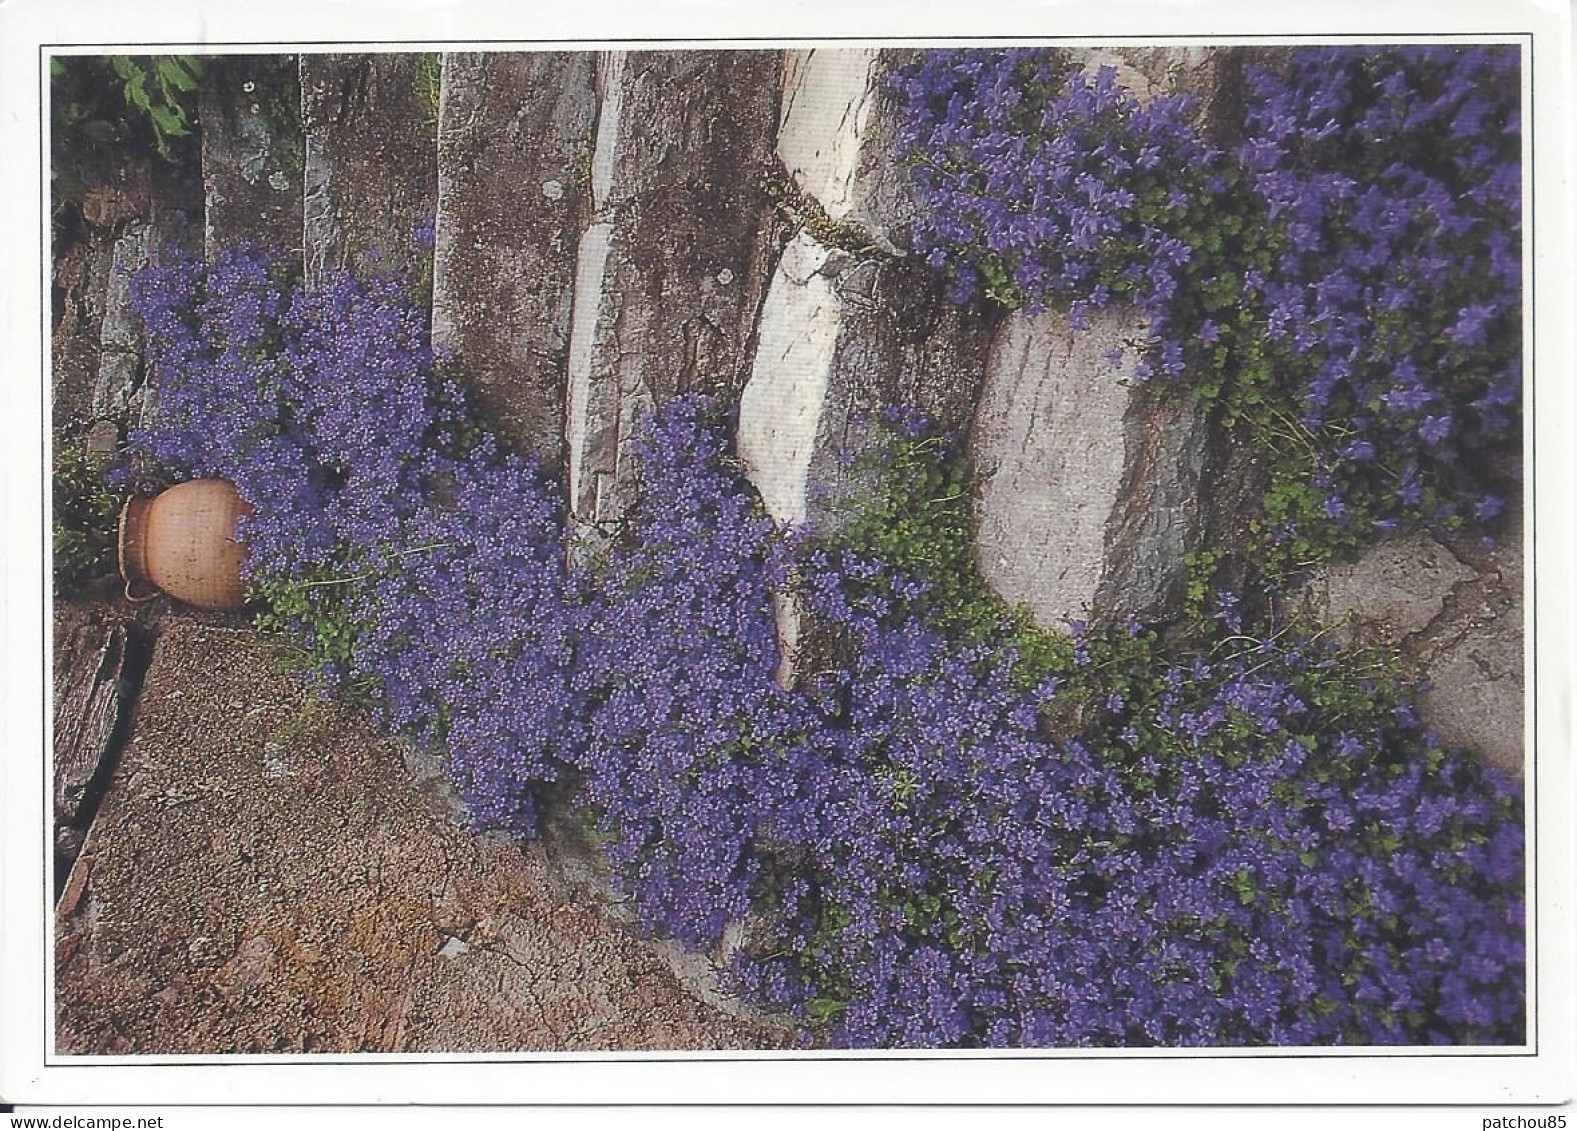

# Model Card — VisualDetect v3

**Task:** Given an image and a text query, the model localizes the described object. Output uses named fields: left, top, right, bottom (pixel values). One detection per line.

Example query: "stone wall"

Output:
left=72, top=47, right=1525, bottom=776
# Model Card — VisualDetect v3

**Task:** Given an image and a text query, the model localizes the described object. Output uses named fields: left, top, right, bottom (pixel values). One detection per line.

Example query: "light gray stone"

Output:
left=775, top=48, right=940, bottom=256
left=778, top=50, right=882, bottom=226
left=1420, top=622, right=1524, bottom=778
left=431, top=52, right=597, bottom=460
left=300, top=54, right=440, bottom=287
left=565, top=50, right=786, bottom=528
left=1307, top=532, right=1476, bottom=643
left=737, top=231, right=842, bottom=530
left=89, top=224, right=154, bottom=443
left=1417, top=520, right=1525, bottom=778
left=972, top=306, right=1206, bottom=629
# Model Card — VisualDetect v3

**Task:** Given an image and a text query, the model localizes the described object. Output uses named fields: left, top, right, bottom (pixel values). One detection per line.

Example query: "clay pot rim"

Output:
left=117, top=494, right=158, bottom=602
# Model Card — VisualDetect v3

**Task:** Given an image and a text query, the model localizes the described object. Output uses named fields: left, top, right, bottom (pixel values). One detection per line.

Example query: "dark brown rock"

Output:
left=301, top=54, right=440, bottom=287
left=431, top=51, right=597, bottom=461
left=200, top=56, right=303, bottom=260
left=52, top=611, right=132, bottom=829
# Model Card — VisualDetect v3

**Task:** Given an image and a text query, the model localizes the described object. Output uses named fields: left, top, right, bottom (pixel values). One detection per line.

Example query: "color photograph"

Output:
left=41, top=38, right=1535, bottom=1060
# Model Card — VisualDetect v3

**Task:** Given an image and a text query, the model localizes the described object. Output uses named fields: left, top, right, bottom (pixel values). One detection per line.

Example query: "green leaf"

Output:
left=148, top=103, right=189, bottom=138
left=123, top=74, right=152, bottom=111
left=155, top=56, right=199, bottom=92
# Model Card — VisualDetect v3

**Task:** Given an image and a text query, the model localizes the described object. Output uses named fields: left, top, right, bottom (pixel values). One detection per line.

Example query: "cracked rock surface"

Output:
left=1303, top=520, right=1526, bottom=778
left=54, top=620, right=785, bottom=1053
left=432, top=52, right=597, bottom=460
left=300, top=54, right=440, bottom=287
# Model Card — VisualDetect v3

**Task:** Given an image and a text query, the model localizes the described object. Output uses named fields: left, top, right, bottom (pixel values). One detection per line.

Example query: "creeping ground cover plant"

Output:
left=892, top=45, right=1521, bottom=566
left=126, top=236, right=1523, bottom=1048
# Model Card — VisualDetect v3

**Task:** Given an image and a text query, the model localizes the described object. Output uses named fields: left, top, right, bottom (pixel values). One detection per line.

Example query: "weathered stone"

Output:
left=51, top=238, right=116, bottom=433
left=1417, top=516, right=1525, bottom=778
left=428, top=52, right=596, bottom=462
left=779, top=50, right=881, bottom=225
left=89, top=223, right=153, bottom=425
left=737, top=232, right=842, bottom=530
left=200, top=56, right=303, bottom=259
left=972, top=307, right=1208, bottom=629
left=300, top=54, right=440, bottom=287
left=1301, top=514, right=1525, bottom=778
left=566, top=50, right=786, bottom=527
left=1420, top=617, right=1523, bottom=778
left=777, top=48, right=955, bottom=257
left=56, top=620, right=785, bottom=1053
left=52, top=613, right=132, bottom=829
left=1306, top=532, right=1476, bottom=644
left=737, top=231, right=991, bottom=679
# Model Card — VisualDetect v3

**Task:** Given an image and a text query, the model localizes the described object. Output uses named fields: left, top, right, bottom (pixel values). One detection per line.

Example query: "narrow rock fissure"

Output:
left=53, top=619, right=153, bottom=904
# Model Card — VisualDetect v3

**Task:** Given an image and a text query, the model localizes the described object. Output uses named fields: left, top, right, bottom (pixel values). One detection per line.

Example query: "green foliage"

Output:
left=250, top=560, right=366, bottom=680
left=111, top=55, right=204, bottom=157
left=824, top=424, right=1068, bottom=687
left=412, top=53, right=443, bottom=127
left=52, top=55, right=204, bottom=165
left=52, top=440, right=119, bottom=597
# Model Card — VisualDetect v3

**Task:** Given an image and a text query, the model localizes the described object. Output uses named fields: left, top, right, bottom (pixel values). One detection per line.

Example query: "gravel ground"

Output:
left=54, top=616, right=789, bottom=1054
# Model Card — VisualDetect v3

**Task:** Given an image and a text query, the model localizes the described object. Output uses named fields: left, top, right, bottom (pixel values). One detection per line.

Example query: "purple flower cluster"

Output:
left=129, top=247, right=1523, bottom=1048
left=567, top=398, right=803, bottom=949
left=131, top=243, right=577, bottom=833
left=891, top=52, right=1222, bottom=364
left=1237, top=46, right=1521, bottom=541
left=732, top=545, right=1523, bottom=1047
left=893, top=46, right=1522, bottom=548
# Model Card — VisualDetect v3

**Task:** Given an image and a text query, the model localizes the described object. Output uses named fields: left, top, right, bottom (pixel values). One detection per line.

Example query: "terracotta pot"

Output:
left=118, top=479, right=254, bottom=610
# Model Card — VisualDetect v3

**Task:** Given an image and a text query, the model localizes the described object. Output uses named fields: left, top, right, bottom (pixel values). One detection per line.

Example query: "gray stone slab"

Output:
left=300, top=54, right=440, bottom=287
left=736, top=228, right=992, bottom=681
left=972, top=306, right=1208, bottom=629
left=566, top=50, right=787, bottom=526
left=429, top=51, right=598, bottom=462
left=1306, top=533, right=1477, bottom=644
left=200, top=56, right=303, bottom=260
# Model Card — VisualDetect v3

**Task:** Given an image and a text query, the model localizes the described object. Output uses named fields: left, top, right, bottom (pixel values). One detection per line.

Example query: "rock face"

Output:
left=566, top=50, right=786, bottom=527
left=300, top=54, right=440, bottom=287
left=1417, top=553, right=1524, bottom=779
left=431, top=52, right=597, bottom=460
left=52, top=608, right=141, bottom=885
left=777, top=48, right=919, bottom=254
left=1303, top=521, right=1525, bottom=778
left=199, top=57, right=304, bottom=260
left=54, top=621, right=785, bottom=1053
left=972, top=307, right=1208, bottom=629
left=741, top=50, right=993, bottom=679
left=1307, top=532, right=1478, bottom=644
left=89, top=223, right=162, bottom=439
left=51, top=238, right=117, bottom=434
